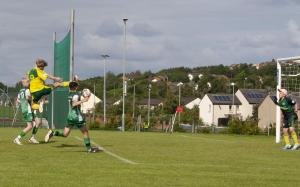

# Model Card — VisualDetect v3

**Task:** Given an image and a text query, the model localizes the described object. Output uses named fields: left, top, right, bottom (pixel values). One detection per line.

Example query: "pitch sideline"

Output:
left=74, top=136, right=138, bottom=165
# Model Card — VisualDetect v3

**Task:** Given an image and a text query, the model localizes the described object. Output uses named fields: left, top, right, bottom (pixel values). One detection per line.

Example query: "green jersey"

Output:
left=67, top=91, right=85, bottom=124
left=277, top=96, right=296, bottom=115
left=18, top=88, right=32, bottom=114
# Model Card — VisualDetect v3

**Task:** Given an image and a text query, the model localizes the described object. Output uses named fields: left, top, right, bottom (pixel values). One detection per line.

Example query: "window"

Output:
left=209, top=104, right=211, bottom=113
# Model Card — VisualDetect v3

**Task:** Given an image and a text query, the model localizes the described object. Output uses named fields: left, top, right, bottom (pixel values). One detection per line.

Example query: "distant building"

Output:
left=235, top=89, right=268, bottom=120
left=137, top=98, right=163, bottom=110
left=199, top=94, right=242, bottom=127
left=258, top=95, right=276, bottom=130
left=182, top=97, right=201, bottom=109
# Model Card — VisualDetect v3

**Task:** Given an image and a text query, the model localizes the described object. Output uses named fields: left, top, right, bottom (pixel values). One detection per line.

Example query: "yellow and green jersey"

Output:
left=27, top=67, right=49, bottom=93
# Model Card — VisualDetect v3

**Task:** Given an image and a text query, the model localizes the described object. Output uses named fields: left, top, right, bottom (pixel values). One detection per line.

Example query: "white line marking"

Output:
left=179, top=135, right=234, bottom=143
left=74, top=136, right=138, bottom=165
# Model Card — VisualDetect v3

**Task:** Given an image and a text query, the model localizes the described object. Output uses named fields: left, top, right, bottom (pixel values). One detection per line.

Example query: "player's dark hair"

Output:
left=69, top=81, right=79, bottom=90
left=36, top=58, right=48, bottom=67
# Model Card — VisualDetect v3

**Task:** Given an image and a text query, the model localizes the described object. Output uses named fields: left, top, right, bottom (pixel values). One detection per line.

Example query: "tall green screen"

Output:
left=48, top=31, right=71, bottom=129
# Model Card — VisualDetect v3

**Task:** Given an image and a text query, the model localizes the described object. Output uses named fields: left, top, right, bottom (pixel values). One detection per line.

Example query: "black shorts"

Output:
left=283, top=112, right=298, bottom=128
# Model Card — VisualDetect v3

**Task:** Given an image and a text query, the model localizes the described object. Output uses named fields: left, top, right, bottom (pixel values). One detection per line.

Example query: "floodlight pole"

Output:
left=147, top=84, right=152, bottom=127
left=231, top=82, right=235, bottom=115
left=132, top=82, right=136, bottom=120
left=122, top=18, right=128, bottom=132
left=101, top=54, right=109, bottom=125
left=244, top=77, right=247, bottom=89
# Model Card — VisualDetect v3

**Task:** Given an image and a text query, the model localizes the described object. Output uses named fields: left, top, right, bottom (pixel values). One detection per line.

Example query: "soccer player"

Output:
left=27, top=58, right=67, bottom=110
left=13, top=78, right=38, bottom=145
left=44, top=81, right=100, bottom=153
left=272, top=89, right=299, bottom=150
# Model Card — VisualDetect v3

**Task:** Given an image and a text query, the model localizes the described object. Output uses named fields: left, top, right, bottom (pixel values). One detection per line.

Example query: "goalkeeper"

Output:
left=27, top=58, right=69, bottom=110
left=272, top=89, right=299, bottom=150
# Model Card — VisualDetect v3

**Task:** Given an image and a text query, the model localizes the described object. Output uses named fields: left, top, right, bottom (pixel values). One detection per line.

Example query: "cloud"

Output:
left=287, top=20, right=300, bottom=47
left=95, top=20, right=123, bottom=37
left=2, top=0, right=300, bottom=85
left=130, top=23, right=161, bottom=37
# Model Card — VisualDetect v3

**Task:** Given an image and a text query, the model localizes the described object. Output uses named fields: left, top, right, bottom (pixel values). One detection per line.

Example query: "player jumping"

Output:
left=44, top=81, right=100, bottom=153
left=272, top=89, right=299, bottom=150
left=27, top=58, right=68, bottom=110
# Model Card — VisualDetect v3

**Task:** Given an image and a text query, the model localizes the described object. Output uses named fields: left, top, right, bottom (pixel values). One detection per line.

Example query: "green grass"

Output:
left=0, top=128, right=300, bottom=187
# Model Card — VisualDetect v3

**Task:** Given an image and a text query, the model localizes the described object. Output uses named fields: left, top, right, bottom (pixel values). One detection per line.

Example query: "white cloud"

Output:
left=2, top=0, right=300, bottom=85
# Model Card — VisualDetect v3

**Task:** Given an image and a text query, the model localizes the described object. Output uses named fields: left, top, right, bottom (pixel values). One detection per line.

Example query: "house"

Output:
left=258, top=94, right=300, bottom=130
left=235, top=89, right=268, bottom=120
left=199, top=94, right=242, bottom=127
left=137, top=98, right=163, bottom=110
left=81, top=93, right=101, bottom=114
left=258, top=95, right=276, bottom=130
left=182, top=97, right=201, bottom=109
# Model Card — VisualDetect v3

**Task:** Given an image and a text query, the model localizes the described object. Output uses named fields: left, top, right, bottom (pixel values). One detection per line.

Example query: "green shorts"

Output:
left=22, top=112, right=33, bottom=123
left=31, top=88, right=52, bottom=103
left=66, top=121, right=86, bottom=129
left=33, top=109, right=43, bottom=119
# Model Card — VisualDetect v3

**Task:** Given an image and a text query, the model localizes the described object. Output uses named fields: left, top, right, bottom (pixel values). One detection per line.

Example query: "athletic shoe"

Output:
left=87, top=147, right=102, bottom=153
left=29, top=137, right=39, bottom=144
left=282, top=144, right=292, bottom=150
left=13, top=138, right=22, bottom=145
left=291, top=144, right=300, bottom=151
left=44, top=130, right=53, bottom=143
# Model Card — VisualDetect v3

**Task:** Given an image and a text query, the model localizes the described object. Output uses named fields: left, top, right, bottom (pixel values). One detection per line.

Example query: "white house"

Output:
left=258, top=95, right=276, bottom=130
left=183, top=97, right=201, bottom=109
left=199, top=94, right=242, bottom=127
left=81, top=93, right=101, bottom=114
left=235, top=89, right=268, bottom=120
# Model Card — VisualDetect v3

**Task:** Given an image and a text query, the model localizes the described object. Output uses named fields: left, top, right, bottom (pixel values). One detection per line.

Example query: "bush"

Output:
left=198, top=127, right=211, bottom=134
left=173, top=123, right=186, bottom=132
left=228, top=118, right=260, bottom=135
left=88, top=121, right=101, bottom=129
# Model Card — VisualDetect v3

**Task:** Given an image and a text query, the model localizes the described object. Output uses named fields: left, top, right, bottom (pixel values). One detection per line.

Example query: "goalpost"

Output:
left=276, top=56, right=300, bottom=143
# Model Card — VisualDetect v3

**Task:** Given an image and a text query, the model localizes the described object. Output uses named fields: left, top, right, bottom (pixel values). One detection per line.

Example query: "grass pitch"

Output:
left=1, top=128, right=300, bottom=187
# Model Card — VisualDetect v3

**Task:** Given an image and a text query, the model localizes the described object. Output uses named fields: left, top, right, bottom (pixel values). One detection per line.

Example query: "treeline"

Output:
left=79, top=61, right=276, bottom=101
left=1, top=61, right=277, bottom=102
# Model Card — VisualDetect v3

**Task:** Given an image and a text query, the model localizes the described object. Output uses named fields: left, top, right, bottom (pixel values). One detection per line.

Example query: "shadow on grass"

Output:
left=53, top=144, right=82, bottom=148
left=39, top=141, right=56, bottom=144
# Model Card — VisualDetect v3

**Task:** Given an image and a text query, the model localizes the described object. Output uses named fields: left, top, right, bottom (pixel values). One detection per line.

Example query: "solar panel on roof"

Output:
left=245, top=92, right=265, bottom=98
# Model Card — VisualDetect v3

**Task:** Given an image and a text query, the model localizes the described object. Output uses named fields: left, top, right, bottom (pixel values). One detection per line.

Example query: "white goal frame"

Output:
left=276, top=56, right=300, bottom=143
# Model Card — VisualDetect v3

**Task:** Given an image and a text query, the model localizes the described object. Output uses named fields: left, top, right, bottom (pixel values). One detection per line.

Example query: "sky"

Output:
left=1, top=0, right=300, bottom=85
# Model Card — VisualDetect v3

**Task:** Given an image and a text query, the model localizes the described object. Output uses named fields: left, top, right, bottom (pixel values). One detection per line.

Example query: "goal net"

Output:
left=276, top=56, right=300, bottom=143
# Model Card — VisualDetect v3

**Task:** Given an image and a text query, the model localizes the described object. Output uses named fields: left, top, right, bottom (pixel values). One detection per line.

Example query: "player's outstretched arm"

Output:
left=72, top=96, right=89, bottom=107
left=271, top=97, right=279, bottom=105
left=47, top=74, right=63, bottom=82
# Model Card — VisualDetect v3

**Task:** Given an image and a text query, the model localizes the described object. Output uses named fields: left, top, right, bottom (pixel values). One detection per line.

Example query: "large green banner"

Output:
left=48, top=31, right=71, bottom=129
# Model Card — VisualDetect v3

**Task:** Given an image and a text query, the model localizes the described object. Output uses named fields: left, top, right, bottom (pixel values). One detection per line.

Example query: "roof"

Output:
left=137, top=98, right=163, bottom=105
left=182, top=97, right=199, bottom=105
left=206, top=94, right=242, bottom=105
left=239, top=89, right=268, bottom=104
